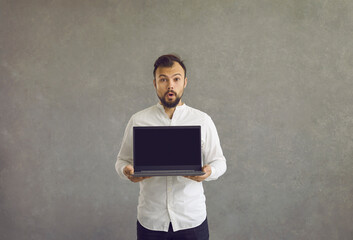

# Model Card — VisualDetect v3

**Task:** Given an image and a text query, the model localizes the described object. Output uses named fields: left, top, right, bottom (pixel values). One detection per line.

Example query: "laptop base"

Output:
left=133, top=170, right=205, bottom=177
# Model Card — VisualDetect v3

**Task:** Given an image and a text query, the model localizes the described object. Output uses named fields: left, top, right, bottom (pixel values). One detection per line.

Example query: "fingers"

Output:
left=184, top=165, right=212, bottom=182
left=184, top=175, right=205, bottom=182
left=132, top=176, right=151, bottom=182
left=128, top=176, right=151, bottom=183
left=202, top=165, right=211, bottom=172
left=123, top=165, right=134, bottom=176
left=124, top=165, right=151, bottom=182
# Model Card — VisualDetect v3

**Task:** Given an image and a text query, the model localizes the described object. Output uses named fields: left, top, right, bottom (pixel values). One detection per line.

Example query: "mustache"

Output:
left=164, top=90, right=177, bottom=96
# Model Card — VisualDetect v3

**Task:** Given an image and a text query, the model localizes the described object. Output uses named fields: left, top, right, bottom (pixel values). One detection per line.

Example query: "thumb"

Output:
left=124, top=165, right=134, bottom=175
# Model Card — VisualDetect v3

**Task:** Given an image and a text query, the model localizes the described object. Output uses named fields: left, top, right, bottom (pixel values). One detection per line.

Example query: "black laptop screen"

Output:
left=133, top=126, right=201, bottom=168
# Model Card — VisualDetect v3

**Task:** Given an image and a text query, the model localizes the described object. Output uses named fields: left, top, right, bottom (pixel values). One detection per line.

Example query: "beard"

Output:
left=158, top=90, right=183, bottom=108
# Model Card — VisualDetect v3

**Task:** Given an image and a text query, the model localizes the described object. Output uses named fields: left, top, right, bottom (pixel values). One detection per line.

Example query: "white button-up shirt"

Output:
left=116, top=103, right=227, bottom=232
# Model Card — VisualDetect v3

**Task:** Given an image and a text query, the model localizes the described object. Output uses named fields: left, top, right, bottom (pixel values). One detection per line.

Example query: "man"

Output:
left=116, top=54, right=226, bottom=240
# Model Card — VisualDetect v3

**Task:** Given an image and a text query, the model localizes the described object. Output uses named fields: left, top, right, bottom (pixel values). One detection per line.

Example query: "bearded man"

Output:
left=116, top=54, right=227, bottom=240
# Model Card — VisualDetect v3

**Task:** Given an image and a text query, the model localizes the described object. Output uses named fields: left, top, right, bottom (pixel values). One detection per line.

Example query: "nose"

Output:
left=167, top=81, right=174, bottom=90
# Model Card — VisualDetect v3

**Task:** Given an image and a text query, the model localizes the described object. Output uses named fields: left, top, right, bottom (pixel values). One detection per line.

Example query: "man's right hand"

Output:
left=123, top=165, right=151, bottom=183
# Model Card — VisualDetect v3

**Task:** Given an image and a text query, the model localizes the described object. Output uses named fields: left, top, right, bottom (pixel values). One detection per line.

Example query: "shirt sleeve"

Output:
left=115, top=117, right=134, bottom=180
left=202, top=115, right=227, bottom=181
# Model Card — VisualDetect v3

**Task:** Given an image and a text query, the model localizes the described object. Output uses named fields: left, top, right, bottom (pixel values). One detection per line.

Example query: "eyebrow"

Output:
left=158, top=73, right=182, bottom=78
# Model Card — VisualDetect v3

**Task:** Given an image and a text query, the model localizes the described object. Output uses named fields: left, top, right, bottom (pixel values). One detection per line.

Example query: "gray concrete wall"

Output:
left=1, top=0, right=352, bottom=239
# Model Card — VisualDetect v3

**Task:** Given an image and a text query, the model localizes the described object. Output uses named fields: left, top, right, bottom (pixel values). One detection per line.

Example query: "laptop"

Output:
left=132, top=126, right=205, bottom=177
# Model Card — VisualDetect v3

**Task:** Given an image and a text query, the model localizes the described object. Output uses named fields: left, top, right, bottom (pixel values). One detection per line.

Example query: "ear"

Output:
left=153, top=79, right=156, bottom=89
left=184, top=77, right=188, bottom=88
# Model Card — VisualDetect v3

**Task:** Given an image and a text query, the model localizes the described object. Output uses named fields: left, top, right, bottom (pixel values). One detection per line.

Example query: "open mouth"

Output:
left=166, top=92, right=175, bottom=98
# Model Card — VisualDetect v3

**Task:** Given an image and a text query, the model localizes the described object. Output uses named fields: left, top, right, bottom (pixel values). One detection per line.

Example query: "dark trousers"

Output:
left=137, top=218, right=209, bottom=240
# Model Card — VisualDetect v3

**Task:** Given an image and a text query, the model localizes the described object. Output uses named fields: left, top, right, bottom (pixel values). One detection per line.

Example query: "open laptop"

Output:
left=132, top=126, right=205, bottom=177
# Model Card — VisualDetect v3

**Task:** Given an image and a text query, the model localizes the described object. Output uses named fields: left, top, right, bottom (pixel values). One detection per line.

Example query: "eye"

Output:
left=160, top=78, right=167, bottom=82
left=174, top=77, right=180, bottom=81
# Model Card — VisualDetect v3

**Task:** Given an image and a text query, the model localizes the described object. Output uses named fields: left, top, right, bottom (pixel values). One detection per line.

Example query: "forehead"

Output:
left=155, top=62, right=185, bottom=78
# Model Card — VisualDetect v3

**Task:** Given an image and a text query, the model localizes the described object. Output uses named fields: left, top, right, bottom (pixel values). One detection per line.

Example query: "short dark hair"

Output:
left=153, top=54, right=186, bottom=79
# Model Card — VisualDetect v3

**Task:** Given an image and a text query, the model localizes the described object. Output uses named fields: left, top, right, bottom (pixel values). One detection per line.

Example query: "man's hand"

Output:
left=184, top=165, right=212, bottom=182
left=123, top=165, right=151, bottom=183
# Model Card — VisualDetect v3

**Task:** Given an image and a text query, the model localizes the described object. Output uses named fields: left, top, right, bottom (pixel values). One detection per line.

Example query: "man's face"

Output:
left=154, top=62, right=187, bottom=108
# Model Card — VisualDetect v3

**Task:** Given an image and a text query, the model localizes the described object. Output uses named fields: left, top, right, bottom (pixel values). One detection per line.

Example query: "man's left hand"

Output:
left=184, top=165, right=212, bottom=182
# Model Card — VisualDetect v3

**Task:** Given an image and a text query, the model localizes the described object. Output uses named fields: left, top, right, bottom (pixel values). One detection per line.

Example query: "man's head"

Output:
left=153, top=54, right=187, bottom=109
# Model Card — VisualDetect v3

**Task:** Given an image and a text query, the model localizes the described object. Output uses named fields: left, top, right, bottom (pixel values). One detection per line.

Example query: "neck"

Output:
left=161, top=101, right=183, bottom=119
left=164, top=107, right=176, bottom=119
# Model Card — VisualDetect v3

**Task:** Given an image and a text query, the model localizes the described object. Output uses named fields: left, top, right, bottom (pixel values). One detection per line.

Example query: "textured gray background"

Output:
left=1, top=0, right=353, bottom=239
